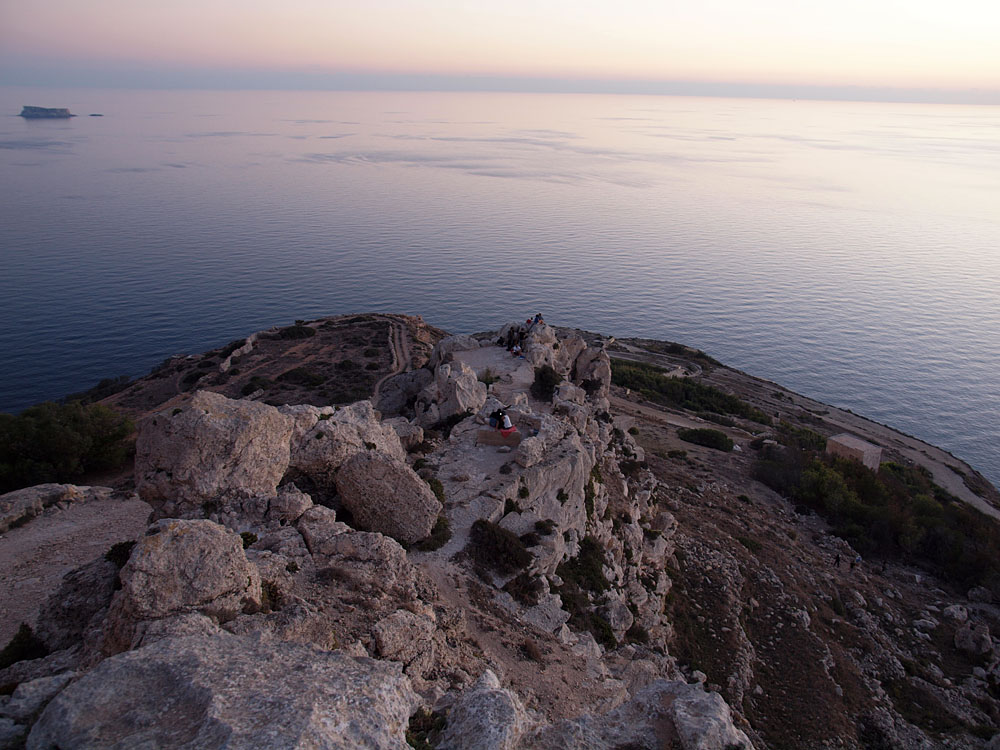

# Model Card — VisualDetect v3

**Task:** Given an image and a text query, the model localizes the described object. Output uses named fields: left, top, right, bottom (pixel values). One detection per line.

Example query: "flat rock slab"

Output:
left=476, top=430, right=523, bottom=447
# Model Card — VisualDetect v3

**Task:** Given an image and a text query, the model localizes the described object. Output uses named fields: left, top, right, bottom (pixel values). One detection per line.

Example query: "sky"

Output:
left=2, top=0, right=998, bottom=102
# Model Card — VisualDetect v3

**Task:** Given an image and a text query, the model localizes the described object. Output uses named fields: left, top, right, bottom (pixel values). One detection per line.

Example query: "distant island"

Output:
left=19, top=106, right=74, bottom=119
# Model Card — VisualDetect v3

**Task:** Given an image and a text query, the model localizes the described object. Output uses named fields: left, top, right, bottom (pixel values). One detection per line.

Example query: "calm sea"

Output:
left=1, top=88, right=998, bottom=485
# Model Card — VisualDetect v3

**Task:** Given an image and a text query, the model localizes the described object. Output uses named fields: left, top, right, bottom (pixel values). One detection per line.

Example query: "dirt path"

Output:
left=374, top=321, right=411, bottom=399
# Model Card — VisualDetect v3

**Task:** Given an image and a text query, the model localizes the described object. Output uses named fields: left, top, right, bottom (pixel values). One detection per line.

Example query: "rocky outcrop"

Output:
left=374, top=609, right=436, bottom=676
left=283, top=400, right=406, bottom=490
left=34, top=556, right=118, bottom=652
left=336, top=451, right=442, bottom=544
left=27, top=633, right=418, bottom=749
left=438, top=670, right=534, bottom=750
left=135, top=390, right=294, bottom=519
left=103, top=519, right=261, bottom=653
left=415, top=361, right=487, bottom=428
left=429, top=334, right=481, bottom=369
left=0, top=484, right=112, bottom=534
left=375, top=368, right=434, bottom=417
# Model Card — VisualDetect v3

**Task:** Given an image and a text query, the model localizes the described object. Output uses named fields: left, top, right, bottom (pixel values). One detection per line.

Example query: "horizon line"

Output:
left=3, top=68, right=999, bottom=106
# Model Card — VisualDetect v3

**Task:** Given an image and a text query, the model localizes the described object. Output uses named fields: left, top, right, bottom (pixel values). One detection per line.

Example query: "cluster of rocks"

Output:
left=1, top=322, right=754, bottom=749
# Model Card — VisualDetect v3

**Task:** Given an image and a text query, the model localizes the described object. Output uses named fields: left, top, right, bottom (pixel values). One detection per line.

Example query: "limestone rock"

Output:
left=0, top=484, right=111, bottom=533
left=296, top=505, right=351, bottom=557
left=27, top=633, right=418, bottom=749
left=1, top=672, right=76, bottom=724
left=375, top=368, right=434, bottom=417
left=207, top=483, right=314, bottom=534
left=955, top=622, right=993, bottom=656
left=429, top=334, right=481, bottom=369
left=34, top=556, right=119, bottom=652
left=553, top=335, right=587, bottom=375
left=103, top=519, right=261, bottom=652
left=438, top=670, right=533, bottom=750
left=942, top=604, right=969, bottom=623
left=336, top=452, right=442, bottom=545
left=285, top=400, right=406, bottom=490
left=671, top=684, right=755, bottom=750
left=573, top=347, right=612, bottom=400
left=434, top=361, right=487, bottom=424
left=385, top=417, right=425, bottom=451
left=135, top=390, right=294, bottom=519
left=968, top=586, right=994, bottom=603
left=310, top=528, right=417, bottom=596
left=374, top=609, right=436, bottom=675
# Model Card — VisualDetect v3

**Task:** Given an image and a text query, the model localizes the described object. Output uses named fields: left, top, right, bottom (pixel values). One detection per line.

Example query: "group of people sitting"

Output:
left=502, top=313, right=544, bottom=357
left=489, top=408, right=516, bottom=437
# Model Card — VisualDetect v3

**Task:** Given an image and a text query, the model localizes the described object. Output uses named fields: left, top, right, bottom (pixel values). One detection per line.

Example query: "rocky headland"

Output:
left=1, top=313, right=998, bottom=749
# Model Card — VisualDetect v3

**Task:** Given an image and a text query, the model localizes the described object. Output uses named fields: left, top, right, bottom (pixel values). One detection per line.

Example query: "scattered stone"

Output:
left=437, top=670, right=533, bottom=750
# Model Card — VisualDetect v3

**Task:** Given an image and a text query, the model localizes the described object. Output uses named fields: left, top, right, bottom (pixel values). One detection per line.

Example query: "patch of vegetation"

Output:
left=240, top=376, right=272, bottom=396
left=63, top=375, right=133, bottom=404
left=518, top=486, right=529, bottom=499
left=504, top=498, right=522, bottom=516
left=478, top=368, right=500, bottom=386
left=610, top=359, right=770, bottom=424
left=0, top=401, right=134, bottom=493
left=557, top=536, right=609, bottom=594
left=276, top=367, right=327, bottom=387
left=406, top=707, right=446, bottom=749
left=467, top=519, right=532, bottom=577
left=0, top=623, right=49, bottom=670
left=531, top=365, right=562, bottom=401
left=104, top=540, right=136, bottom=569
left=363, top=347, right=381, bottom=358
left=365, top=362, right=380, bottom=371
left=625, top=622, right=650, bottom=644
left=584, top=480, right=596, bottom=519
left=620, top=458, right=647, bottom=477
left=425, top=477, right=446, bottom=504
left=240, top=532, right=258, bottom=549
left=677, top=428, right=733, bottom=452
left=276, top=323, right=316, bottom=340
left=736, top=535, right=762, bottom=554
left=754, top=445, right=1000, bottom=590
left=415, top=515, right=451, bottom=551
left=776, top=421, right=827, bottom=451
left=503, top=572, right=544, bottom=605
left=667, top=449, right=688, bottom=459
left=180, top=370, right=204, bottom=388
left=498, top=462, right=512, bottom=475
left=557, top=488, right=568, bottom=504
left=535, top=519, right=556, bottom=535
left=432, top=410, right=472, bottom=439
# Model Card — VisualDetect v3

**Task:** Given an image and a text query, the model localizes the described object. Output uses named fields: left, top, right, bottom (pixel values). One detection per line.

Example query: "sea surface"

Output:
left=1, top=88, right=998, bottom=485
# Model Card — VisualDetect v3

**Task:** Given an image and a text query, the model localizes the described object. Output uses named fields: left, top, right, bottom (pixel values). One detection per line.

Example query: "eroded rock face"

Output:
left=103, top=519, right=261, bottom=653
left=429, top=334, right=481, bottom=370
left=375, top=369, right=434, bottom=417
left=135, top=391, right=294, bottom=519
left=28, top=633, right=418, bottom=750
left=438, top=670, right=533, bottom=750
left=284, top=400, right=406, bottom=490
left=35, top=556, right=119, bottom=652
left=374, top=609, right=436, bottom=676
left=336, top=451, right=442, bottom=545
left=956, top=622, right=993, bottom=656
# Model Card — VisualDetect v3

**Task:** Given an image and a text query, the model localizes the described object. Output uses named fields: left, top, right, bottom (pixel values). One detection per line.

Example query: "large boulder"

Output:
left=103, top=519, right=261, bottom=653
left=374, top=609, right=436, bottom=676
left=573, top=347, right=612, bottom=400
left=135, top=390, right=294, bottom=519
left=336, top=452, right=442, bottom=544
left=27, top=633, right=418, bottom=749
left=284, top=400, right=406, bottom=490
left=955, top=622, right=993, bottom=656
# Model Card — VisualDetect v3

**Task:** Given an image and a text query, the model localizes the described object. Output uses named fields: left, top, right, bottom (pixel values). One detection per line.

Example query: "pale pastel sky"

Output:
left=2, top=0, right=998, bottom=98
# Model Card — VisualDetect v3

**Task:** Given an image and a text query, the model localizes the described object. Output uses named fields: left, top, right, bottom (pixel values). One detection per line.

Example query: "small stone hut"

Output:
left=826, top=433, right=882, bottom=472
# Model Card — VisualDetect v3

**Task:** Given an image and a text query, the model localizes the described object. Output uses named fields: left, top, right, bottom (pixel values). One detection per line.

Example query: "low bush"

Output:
left=677, top=428, right=733, bottom=452
left=467, top=520, right=532, bottom=577
left=611, top=359, right=770, bottom=424
left=415, top=515, right=451, bottom=551
left=276, top=324, right=315, bottom=340
left=531, top=365, right=562, bottom=401
left=425, top=477, right=446, bottom=504
left=240, top=376, right=272, bottom=396
left=0, top=401, right=133, bottom=493
left=276, top=367, right=326, bottom=387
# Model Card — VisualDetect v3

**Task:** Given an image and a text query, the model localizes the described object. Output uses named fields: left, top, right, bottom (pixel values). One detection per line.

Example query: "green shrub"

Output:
left=611, top=359, right=770, bottom=423
left=240, top=376, right=272, bottom=396
left=478, top=368, right=500, bottom=386
left=535, top=519, right=556, bottom=535
left=425, top=477, right=446, bottom=504
left=104, top=540, right=136, bottom=569
left=518, top=486, right=529, bottom=499
left=240, top=532, right=258, bottom=549
left=0, top=401, right=133, bottom=493
left=736, top=535, right=762, bottom=554
left=531, top=365, right=562, bottom=401
left=503, top=572, right=544, bottom=605
left=557, top=536, right=609, bottom=593
left=406, top=707, right=446, bottom=750
left=277, top=324, right=315, bottom=340
left=467, top=519, right=531, bottom=577
left=677, top=428, right=733, bottom=452
left=415, top=515, right=452, bottom=551
left=276, top=367, right=326, bottom=387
